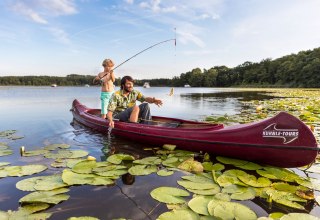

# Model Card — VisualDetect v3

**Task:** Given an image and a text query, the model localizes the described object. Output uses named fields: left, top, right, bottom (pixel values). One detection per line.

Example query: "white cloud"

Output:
left=139, top=0, right=176, bottom=13
left=178, top=30, right=205, bottom=48
left=40, top=0, right=77, bottom=16
left=46, top=27, right=70, bottom=44
left=125, top=0, right=134, bottom=5
left=11, top=2, right=48, bottom=24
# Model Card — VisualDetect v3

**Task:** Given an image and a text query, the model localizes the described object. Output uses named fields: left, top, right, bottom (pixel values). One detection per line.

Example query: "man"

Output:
left=107, top=76, right=162, bottom=128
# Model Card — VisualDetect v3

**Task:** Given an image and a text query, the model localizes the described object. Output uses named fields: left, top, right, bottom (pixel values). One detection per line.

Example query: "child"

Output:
left=93, top=59, right=115, bottom=119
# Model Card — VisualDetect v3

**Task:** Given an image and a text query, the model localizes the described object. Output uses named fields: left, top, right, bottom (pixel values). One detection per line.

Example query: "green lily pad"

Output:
left=68, top=217, right=100, bottom=220
left=19, top=188, right=70, bottom=204
left=44, top=144, right=70, bottom=150
left=236, top=162, right=262, bottom=170
left=16, top=174, right=67, bottom=191
left=257, top=167, right=299, bottom=182
left=0, top=162, right=10, bottom=167
left=178, top=180, right=218, bottom=190
left=238, top=172, right=272, bottom=187
left=216, top=156, right=248, bottom=166
left=162, top=144, right=177, bottom=151
left=269, top=212, right=285, bottom=219
left=162, top=157, right=180, bottom=168
left=44, top=150, right=73, bottom=159
left=150, top=186, right=190, bottom=204
left=188, top=195, right=214, bottom=215
left=280, top=213, right=319, bottom=220
left=157, top=209, right=199, bottom=220
left=0, top=149, right=13, bottom=157
left=181, top=175, right=215, bottom=184
left=128, top=165, right=157, bottom=176
left=207, top=200, right=257, bottom=220
left=2, top=164, right=47, bottom=177
left=62, top=169, right=114, bottom=186
left=178, top=158, right=203, bottom=173
left=157, top=169, right=174, bottom=176
left=188, top=188, right=220, bottom=196
left=95, top=169, right=127, bottom=177
left=265, top=189, right=306, bottom=210
left=133, top=156, right=162, bottom=165
left=222, top=185, right=256, bottom=200
left=23, top=149, right=49, bottom=157
left=0, top=130, right=17, bottom=137
left=72, top=160, right=97, bottom=174
left=0, top=203, right=52, bottom=219
left=107, top=154, right=135, bottom=164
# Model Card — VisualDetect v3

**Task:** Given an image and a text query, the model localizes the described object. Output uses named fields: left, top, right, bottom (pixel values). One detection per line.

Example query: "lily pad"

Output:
left=157, top=169, right=174, bottom=176
left=257, top=167, right=299, bottom=182
left=128, top=165, right=157, bottom=176
left=280, top=213, right=319, bottom=220
left=162, top=144, right=177, bottom=151
left=19, top=188, right=70, bottom=204
left=2, top=164, right=47, bottom=177
left=23, top=149, right=49, bottom=157
left=0, top=162, right=10, bottom=167
left=68, top=217, right=100, bottom=220
left=16, top=174, right=67, bottom=191
left=178, top=180, right=218, bottom=190
left=178, top=158, right=203, bottom=173
left=237, top=172, right=272, bottom=187
left=150, top=186, right=190, bottom=204
left=222, top=185, right=256, bottom=200
left=216, top=156, right=248, bottom=166
left=72, top=160, right=97, bottom=174
left=0, top=203, right=52, bottom=219
left=207, top=200, right=257, bottom=220
left=0, top=149, right=13, bottom=157
left=133, top=156, right=162, bottom=165
left=107, top=154, right=135, bottom=164
left=188, top=195, right=214, bottom=215
left=62, top=169, right=114, bottom=186
left=44, top=143, right=70, bottom=150
left=157, top=209, right=199, bottom=220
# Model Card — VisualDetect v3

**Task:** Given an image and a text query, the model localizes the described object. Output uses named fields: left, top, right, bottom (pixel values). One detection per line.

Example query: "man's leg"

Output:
left=129, top=106, right=140, bottom=122
left=138, top=103, right=151, bottom=123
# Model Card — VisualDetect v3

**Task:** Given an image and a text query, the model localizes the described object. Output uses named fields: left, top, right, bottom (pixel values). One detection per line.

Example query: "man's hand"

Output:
left=109, top=120, right=114, bottom=128
left=153, top=98, right=163, bottom=107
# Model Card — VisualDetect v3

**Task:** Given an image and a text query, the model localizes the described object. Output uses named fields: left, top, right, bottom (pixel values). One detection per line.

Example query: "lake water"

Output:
left=0, top=86, right=318, bottom=219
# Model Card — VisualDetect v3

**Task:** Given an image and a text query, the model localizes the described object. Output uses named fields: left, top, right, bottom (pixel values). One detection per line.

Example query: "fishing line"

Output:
left=98, top=37, right=176, bottom=80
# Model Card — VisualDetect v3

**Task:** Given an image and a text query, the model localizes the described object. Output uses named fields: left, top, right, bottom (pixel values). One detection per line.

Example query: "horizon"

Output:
left=1, top=0, right=320, bottom=79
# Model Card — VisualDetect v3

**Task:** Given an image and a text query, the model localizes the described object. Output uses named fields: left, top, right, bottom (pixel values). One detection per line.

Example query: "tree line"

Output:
left=1, top=47, right=319, bottom=88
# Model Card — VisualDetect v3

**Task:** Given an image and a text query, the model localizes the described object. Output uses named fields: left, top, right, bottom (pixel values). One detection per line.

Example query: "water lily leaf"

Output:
left=72, top=160, right=97, bottom=174
left=181, top=175, right=215, bottom=184
left=272, top=182, right=309, bottom=194
left=202, top=162, right=225, bottom=172
left=107, top=154, right=135, bottom=164
left=280, top=213, right=319, bottom=220
left=178, top=180, right=218, bottom=190
left=157, top=209, right=199, bottom=220
left=133, top=156, right=162, bottom=165
left=222, top=185, right=256, bottom=200
left=92, top=164, right=126, bottom=173
left=188, top=195, right=214, bottom=215
left=62, top=169, right=114, bottom=186
left=16, top=174, right=67, bottom=191
left=95, top=169, right=127, bottom=177
left=44, top=143, right=70, bottom=150
left=0, top=162, right=10, bottom=167
left=150, top=186, right=190, bottom=204
left=207, top=200, right=257, bottom=220
left=162, top=157, right=180, bottom=168
left=238, top=172, right=272, bottom=187
left=216, top=170, right=248, bottom=187
left=23, top=149, right=49, bottom=157
left=0, top=203, right=52, bottom=220
left=19, top=188, right=70, bottom=204
left=0, top=145, right=9, bottom=150
left=265, top=189, right=306, bottom=210
left=257, top=167, right=299, bottom=182
left=3, top=164, right=47, bottom=177
left=0, top=130, right=16, bottom=137
left=306, top=164, right=320, bottom=174
left=44, top=150, right=73, bottom=159
left=68, top=217, right=100, bottom=220
left=128, top=165, right=157, bottom=176
left=214, top=193, right=231, bottom=202
left=178, top=158, right=203, bottom=173
left=188, top=188, right=220, bottom=196
left=69, top=150, right=89, bottom=159
left=162, top=144, right=176, bottom=151
left=0, top=149, right=13, bottom=156
left=157, top=169, right=174, bottom=176
left=269, top=212, right=285, bottom=219
left=236, top=162, right=262, bottom=170
left=216, top=156, right=248, bottom=166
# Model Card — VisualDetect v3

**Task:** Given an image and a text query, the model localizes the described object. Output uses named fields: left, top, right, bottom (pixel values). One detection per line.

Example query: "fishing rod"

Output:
left=98, top=38, right=176, bottom=80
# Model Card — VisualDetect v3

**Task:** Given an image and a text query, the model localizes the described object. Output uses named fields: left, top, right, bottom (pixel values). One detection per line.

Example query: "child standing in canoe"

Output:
left=93, top=59, right=116, bottom=119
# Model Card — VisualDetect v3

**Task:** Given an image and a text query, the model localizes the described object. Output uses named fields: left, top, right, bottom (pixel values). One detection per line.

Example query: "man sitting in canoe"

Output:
left=107, top=76, right=163, bottom=128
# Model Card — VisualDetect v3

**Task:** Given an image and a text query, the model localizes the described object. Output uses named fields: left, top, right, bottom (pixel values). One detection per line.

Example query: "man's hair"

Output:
left=121, top=76, right=134, bottom=89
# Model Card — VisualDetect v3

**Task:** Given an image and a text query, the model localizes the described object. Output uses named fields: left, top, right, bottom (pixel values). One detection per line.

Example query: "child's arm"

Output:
left=110, top=70, right=115, bottom=82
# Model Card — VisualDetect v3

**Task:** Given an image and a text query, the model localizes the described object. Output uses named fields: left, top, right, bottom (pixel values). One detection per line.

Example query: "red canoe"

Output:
left=71, top=99, right=319, bottom=168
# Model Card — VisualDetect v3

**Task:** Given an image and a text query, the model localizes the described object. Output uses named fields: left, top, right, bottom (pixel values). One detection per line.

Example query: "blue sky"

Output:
left=1, top=0, right=319, bottom=79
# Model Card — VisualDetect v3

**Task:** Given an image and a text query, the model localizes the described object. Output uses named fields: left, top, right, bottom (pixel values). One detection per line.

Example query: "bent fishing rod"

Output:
left=98, top=38, right=176, bottom=80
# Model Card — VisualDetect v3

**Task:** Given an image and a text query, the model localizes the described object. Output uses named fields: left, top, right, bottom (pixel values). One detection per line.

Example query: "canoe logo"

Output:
left=263, top=123, right=299, bottom=144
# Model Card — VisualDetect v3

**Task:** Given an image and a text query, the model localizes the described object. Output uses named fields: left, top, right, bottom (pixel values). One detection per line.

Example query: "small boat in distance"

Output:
left=143, top=82, right=150, bottom=88
left=51, top=84, right=57, bottom=87
left=184, top=84, right=191, bottom=88
left=71, top=99, right=319, bottom=168
left=84, top=84, right=90, bottom=87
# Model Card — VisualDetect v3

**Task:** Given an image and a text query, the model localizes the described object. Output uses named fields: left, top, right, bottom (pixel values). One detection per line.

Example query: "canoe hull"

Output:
left=71, top=99, right=318, bottom=167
